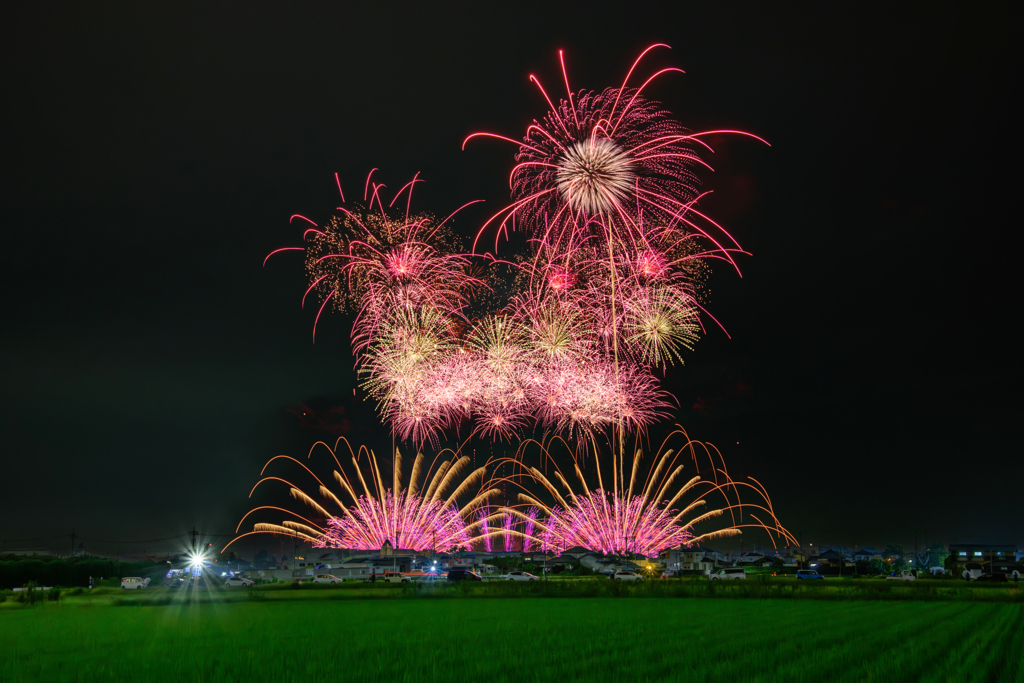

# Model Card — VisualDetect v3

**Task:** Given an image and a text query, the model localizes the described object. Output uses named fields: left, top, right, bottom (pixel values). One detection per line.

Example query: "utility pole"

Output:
left=69, top=529, right=76, bottom=558
left=190, top=527, right=198, bottom=554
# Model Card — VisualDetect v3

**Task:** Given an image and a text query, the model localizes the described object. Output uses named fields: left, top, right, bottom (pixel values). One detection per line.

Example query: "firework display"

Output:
left=267, top=46, right=763, bottom=446
left=487, top=427, right=793, bottom=557
left=226, top=438, right=500, bottom=553
left=244, top=46, right=789, bottom=559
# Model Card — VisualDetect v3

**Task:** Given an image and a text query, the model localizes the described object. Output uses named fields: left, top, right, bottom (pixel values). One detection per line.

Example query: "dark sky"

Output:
left=2, top=3, right=1018, bottom=557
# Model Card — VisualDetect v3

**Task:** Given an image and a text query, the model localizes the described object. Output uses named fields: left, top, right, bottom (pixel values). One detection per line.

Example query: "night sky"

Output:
left=2, top=3, right=1017, bottom=557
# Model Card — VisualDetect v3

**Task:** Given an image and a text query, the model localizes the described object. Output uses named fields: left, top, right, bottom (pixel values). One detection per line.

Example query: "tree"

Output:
left=882, top=544, right=903, bottom=558
left=254, top=550, right=274, bottom=569
left=927, top=543, right=949, bottom=568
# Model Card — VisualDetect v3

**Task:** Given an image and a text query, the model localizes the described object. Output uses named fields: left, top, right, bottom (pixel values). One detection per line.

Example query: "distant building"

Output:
left=660, top=544, right=726, bottom=573
left=949, top=543, right=1016, bottom=565
left=853, top=548, right=880, bottom=562
left=816, top=549, right=853, bottom=568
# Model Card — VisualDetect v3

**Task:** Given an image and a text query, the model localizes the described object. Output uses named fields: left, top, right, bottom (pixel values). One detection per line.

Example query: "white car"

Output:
left=381, top=572, right=409, bottom=584
left=120, top=577, right=147, bottom=590
left=312, top=574, right=344, bottom=585
left=886, top=570, right=916, bottom=581
left=504, top=571, right=539, bottom=581
left=710, top=568, right=747, bottom=581
left=224, top=577, right=255, bottom=587
left=612, top=571, right=644, bottom=582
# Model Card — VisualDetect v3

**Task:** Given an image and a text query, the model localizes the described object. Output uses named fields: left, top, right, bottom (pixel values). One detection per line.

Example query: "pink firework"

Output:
left=265, top=170, right=484, bottom=350
left=316, top=489, right=472, bottom=552
left=223, top=438, right=499, bottom=554
left=465, top=44, right=765, bottom=268
left=264, top=48, right=763, bottom=446
left=477, top=506, right=493, bottom=552
left=501, top=505, right=517, bottom=552
left=492, top=426, right=795, bottom=557
left=521, top=506, right=539, bottom=553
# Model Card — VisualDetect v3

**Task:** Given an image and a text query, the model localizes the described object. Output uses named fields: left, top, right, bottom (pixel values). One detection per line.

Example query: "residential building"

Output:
left=853, top=547, right=880, bottom=562
left=660, top=544, right=726, bottom=573
left=949, top=543, right=1017, bottom=565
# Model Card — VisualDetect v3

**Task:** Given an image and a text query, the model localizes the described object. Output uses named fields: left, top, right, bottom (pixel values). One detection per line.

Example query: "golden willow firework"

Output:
left=224, top=438, right=501, bottom=553
left=487, top=426, right=795, bottom=557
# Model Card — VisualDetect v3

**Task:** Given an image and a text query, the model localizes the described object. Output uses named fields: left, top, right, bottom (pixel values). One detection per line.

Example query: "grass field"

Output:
left=2, top=592, right=1022, bottom=682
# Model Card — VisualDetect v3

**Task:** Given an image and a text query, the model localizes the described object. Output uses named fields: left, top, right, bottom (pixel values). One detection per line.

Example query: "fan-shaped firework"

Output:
left=224, top=438, right=500, bottom=553
left=491, top=426, right=794, bottom=557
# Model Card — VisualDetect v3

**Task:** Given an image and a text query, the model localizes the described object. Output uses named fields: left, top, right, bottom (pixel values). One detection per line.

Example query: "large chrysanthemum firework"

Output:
left=224, top=438, right=499, bottom=553
left=466, top=44, right=763, bottom=269
left=491, top=427, right=794, bottom=557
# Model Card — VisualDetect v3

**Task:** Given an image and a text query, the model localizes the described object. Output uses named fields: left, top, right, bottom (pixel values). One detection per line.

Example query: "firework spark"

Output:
left=223, top=438, right=500, bottom=553
left=268, top=45, right=762, bottom=445
left=490, top=426, right=794, bottom=557
left=465, top=44, right=765, bottom=266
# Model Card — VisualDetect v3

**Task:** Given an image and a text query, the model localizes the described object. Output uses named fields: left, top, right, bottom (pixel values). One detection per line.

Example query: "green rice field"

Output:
left=1, top=591, right=1021, bottom=682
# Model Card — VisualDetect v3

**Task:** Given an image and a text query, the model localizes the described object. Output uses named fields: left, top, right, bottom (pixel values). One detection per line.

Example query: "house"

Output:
left=580, top=553, right=616, bottom=573
left=659, top=544, right=724, bottom=574
left=816, top=549, right=852, bottom=568
left=737, top=553, right=775, bottom=567
left=854, top=548, right=880, bottom=562
left=949, top=543, right=1017, bottom=565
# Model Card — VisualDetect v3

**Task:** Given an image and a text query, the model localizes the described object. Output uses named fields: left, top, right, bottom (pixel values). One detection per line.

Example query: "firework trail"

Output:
left=521, top=506, right=539, bottom=553
left=501, top=505, right=517, bottom=552
left=488, top=426, right=794, bottom=558
left=223, top=437, right=502, bottom=553
left=477, top=506, right=494, bottom=553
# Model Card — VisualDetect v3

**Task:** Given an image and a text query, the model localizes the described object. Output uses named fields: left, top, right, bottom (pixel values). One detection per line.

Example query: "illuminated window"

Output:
left=959, top=551, right=968, bottom=556
left=974, top=552, right=983, bottom=557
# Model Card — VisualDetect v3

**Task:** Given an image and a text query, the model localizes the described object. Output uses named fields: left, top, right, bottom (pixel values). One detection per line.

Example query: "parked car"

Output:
left=612, top=571, right=644, bottom=582
left=447, top=569, right=483, bottom=582
left=987, top=564, right=1023, bottom=580
left=710, top=568, right=747, bottom=581
left=224, top=577, right=255, bottom=587
left=380, top=572, right=409, bottom=584
left=504, top=571, right=540, bottom=581
left=973, top=573, right=1008, bottom=583
left=660, top=570, right=678, bottom=579
left=120, top=577, right=147, bottom=590
left=312, top=574, right=343, bottom=585
left=886, top=570, right=916, bottom=581
left=795, top=570, right=824, bottom=581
